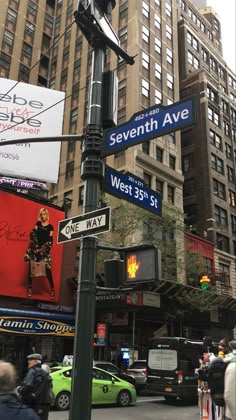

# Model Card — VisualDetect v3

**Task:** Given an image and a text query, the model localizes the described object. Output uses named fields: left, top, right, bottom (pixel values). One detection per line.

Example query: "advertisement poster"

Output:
left=0, top=190, right=64, bottom=302
left=0, top=78, right=65, bottom=183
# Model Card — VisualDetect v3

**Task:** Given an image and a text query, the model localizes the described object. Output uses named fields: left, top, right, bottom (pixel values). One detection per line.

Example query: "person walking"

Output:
left=17, top=353, right=51, bottom=419
left=24, top=208, right=55, bottom=300
left=224, top=340, right=236, bottom=420
left=0, top=361, right=39, bottom=419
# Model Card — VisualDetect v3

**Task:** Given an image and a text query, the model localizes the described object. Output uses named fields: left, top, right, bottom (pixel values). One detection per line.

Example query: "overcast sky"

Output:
left=209, top=0, right=236, bottom=72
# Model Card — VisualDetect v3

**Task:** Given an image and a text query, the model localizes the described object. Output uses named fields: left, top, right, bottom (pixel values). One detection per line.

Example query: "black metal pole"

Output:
left=69, top=46, right=105, bottom=420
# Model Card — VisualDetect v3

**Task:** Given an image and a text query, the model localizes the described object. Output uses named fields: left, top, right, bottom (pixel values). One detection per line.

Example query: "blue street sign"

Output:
left=103, top=96, right=197, bottom=156
left=104, top=165, right=162, bottom=216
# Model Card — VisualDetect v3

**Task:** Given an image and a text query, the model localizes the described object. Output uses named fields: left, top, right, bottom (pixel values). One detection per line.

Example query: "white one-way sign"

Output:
left=57, top=207, right=111, bottom=244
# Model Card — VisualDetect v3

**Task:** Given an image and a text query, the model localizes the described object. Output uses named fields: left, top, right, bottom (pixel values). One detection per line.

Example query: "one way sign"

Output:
left=57, top=207, right=111, bottom=244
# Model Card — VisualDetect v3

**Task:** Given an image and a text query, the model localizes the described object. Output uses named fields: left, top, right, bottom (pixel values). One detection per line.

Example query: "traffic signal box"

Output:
left=104, top=245, right=161, bottom=288
left=199, top=274, right=211, bottom=290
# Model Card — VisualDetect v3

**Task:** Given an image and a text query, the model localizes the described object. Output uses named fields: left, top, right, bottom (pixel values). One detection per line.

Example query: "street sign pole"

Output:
left=69, top=41, right=105, bottom=420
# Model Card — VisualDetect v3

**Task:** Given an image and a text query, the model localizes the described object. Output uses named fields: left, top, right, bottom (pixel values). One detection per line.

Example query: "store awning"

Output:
left=153, top=280, right=236, bottom=311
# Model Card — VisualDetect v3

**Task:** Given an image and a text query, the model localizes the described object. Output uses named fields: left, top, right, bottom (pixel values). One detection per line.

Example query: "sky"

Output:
left=209, top=0, right=236, bottom=72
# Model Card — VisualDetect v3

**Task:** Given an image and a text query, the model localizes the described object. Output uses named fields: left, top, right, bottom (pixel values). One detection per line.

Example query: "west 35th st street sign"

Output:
left=102, top=96, right=197, bottom=156
left=57, top=207, right=111, bottom=244
left=104, top=166, right=161, bottom=216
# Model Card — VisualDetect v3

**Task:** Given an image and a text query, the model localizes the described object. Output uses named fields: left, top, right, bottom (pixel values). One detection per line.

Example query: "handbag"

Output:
left=30, top=260, right=46, bottom=277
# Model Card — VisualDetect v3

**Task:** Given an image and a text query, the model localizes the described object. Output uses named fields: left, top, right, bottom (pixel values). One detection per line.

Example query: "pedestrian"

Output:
left=24, top=208, right=55, bottom=300
left=17, top=353, right=51, bottom=419
left=0, top=361, right=39, bottom=419
left=41, top=364, right=54, bottom=420
left=224, top=340, right=236, bottom=420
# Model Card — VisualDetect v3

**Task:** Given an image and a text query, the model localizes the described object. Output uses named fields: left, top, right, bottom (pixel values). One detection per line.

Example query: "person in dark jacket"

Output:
left=0, top=361, right=39, bottom=419
left=18, top=353, right=50, bottom=419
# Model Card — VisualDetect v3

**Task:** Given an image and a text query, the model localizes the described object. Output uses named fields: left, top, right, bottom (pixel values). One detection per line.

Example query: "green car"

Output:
left=50, top=366, right=136, bottom=410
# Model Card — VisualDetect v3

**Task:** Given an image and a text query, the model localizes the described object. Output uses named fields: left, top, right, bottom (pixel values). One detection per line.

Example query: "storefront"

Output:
left=0, top=307, right=75, bottom=381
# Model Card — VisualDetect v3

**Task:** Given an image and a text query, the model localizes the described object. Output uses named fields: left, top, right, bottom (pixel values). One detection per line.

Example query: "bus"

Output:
left=146, top=337, right=205, bottom=401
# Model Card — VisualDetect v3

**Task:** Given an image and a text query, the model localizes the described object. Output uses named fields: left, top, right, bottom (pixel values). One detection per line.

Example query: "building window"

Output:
left=3, top=29, right=14, bottom=48
left=156, top=147, right=163, bottom=162
left=7, top=8, right=17, bottom=24
left=211, top=153, right=224, bottom=174
left=168, top=185, right=175, bottom=204
left=155, top=89, right=162, bottom=104
left=142, top=26, right=149, bottom=43
left=142, top=1, right=149, bottom=18
left=187, top=31, right=198, bottom=50
left=64, top=191, right=72, bottom=215
left=210, top=57, right=217, bottom=72
left=183, top=178, right=195, bottom=197
left=78, top=185, right=84, bottom=205
left=213, top=179, right=226, bottom=200
left=231, top=215, right=236, bottom=233
left=225, top=143, right=233, bottom=159
left=156, top=179, right=163, bottom=195
left=188, top=51, right=199, bottom=69
left=155, top=62, right=162, bottom=80
left=142, top=79, right=149, bottom=97
left=27, top=0, right=38, bottom=16
left=154, top=14, right=161, bottom=30
left=208, top=107, right=220, bottom=126
left=223, top=121, right=230, bottom=137
left=166, top=24, right=172, bottom=40
left=182, top=154, right=193, bottom=173
left=67, top=141, right=75, bottom=159
left=142, top=141, right=150, bottom=154
left=25, top=21, right=35, bottom=37
left=144, top=173, right=151, bottom=188
left=207, top=86, right=217, bottom=103
left=214, top=205, right=228, bottom=226
left=227, top=166, right=235, bottom=183
left=166, top=47, right=173, bottom=64
left=229, top=190, right=236, bottom=207
left=142, top=51, right=149, bottom=69
left=210, top=129, right=222, bottom=150
left=167, top=73, right=173, bottom=90
left=0, top=52, right=11, bottom=72
left=70, top=108, right=78, bottom=128
left=167, top=132, right=175, bottom=145
left=216, top=233, right=229, bottom=253
left=166, top=2, right=172, bottom=17
left=65, top=161, right=74, bottom=180
left=169, top=155, right=176, bottom=170
left=155, top=37, right=161, bottom=54
left=19, top=64, right=29, bottom=82
left=202, top=48, right=208, bottom=63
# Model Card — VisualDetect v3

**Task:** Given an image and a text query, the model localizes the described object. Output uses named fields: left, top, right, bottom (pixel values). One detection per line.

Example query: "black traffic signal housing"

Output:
left=104, top=258, right=124, bottom=288
left=123, top=245, right=161, bottom=286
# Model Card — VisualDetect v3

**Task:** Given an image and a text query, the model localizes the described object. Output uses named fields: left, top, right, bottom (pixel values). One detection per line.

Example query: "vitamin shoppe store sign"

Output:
left=0, top=308, right=75, bottom=336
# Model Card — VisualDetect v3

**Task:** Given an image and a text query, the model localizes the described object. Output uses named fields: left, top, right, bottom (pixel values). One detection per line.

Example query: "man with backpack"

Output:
left=17, top=353, right=51, bottom=420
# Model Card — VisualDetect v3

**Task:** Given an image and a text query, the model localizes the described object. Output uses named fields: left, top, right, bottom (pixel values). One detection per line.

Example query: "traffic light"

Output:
left=104, top=258, right=124, bottom=287
left=199, top=274, right=211, bottom=290
left=123, top=245, right=161, bottom=286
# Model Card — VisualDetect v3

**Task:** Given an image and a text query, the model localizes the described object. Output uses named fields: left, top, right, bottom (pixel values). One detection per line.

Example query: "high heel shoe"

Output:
left=50, top=289, right=55, bottom=300
left=27, top=287, right=32, bottom=297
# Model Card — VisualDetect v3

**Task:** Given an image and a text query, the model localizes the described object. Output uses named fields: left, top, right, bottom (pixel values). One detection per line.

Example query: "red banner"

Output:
left=0, top=190, right=64, bottom=302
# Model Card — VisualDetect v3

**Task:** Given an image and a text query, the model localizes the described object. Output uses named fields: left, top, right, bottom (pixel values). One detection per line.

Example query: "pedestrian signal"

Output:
left=124, top=245, right=161, bottom=285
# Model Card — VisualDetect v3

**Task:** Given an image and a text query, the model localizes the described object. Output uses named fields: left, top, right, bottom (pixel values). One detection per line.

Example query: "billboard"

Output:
left=0, top=78, right=65, bottom=183
left=0, top=190, right=64, bottom=302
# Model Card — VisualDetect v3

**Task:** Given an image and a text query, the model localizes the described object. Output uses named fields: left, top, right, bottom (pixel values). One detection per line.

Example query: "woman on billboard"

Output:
left=24, top=208, right=55, bottom=300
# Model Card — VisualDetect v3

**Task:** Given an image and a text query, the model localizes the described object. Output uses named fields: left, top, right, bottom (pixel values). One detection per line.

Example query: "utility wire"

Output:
left=0, top=19, right=76, bottom=102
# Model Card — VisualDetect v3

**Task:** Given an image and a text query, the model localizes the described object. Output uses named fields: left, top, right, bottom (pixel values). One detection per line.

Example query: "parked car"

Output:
left=127, top=360, right=147, bottom=391
left=93, top=361, right=137, bottom=388
left=50, top=366, right=136, bottom=410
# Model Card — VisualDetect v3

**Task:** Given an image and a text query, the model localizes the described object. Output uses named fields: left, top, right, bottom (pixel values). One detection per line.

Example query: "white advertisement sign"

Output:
left=0, top=78, right=65, bottom=183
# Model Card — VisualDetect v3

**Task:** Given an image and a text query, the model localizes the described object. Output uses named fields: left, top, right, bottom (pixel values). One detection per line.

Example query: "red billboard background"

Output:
left=0, top=190, right=64, bottom=302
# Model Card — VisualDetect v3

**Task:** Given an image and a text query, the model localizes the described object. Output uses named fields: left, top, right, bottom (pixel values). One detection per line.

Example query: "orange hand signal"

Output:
left=127, top=254, right=140, bottom=279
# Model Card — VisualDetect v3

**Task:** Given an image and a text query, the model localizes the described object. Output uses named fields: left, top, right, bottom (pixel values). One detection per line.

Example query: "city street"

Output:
left=49, top=396, right=199, bottom=420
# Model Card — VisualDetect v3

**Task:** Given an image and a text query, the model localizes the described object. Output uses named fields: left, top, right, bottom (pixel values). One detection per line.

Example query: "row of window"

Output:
left=142, top=0, right=172, bottom=20
left=182, top=153, right=235, bottom=183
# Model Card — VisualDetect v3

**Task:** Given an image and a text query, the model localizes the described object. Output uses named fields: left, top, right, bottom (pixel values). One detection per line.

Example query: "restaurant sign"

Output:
left=0, top=316, right=75, bottom=336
